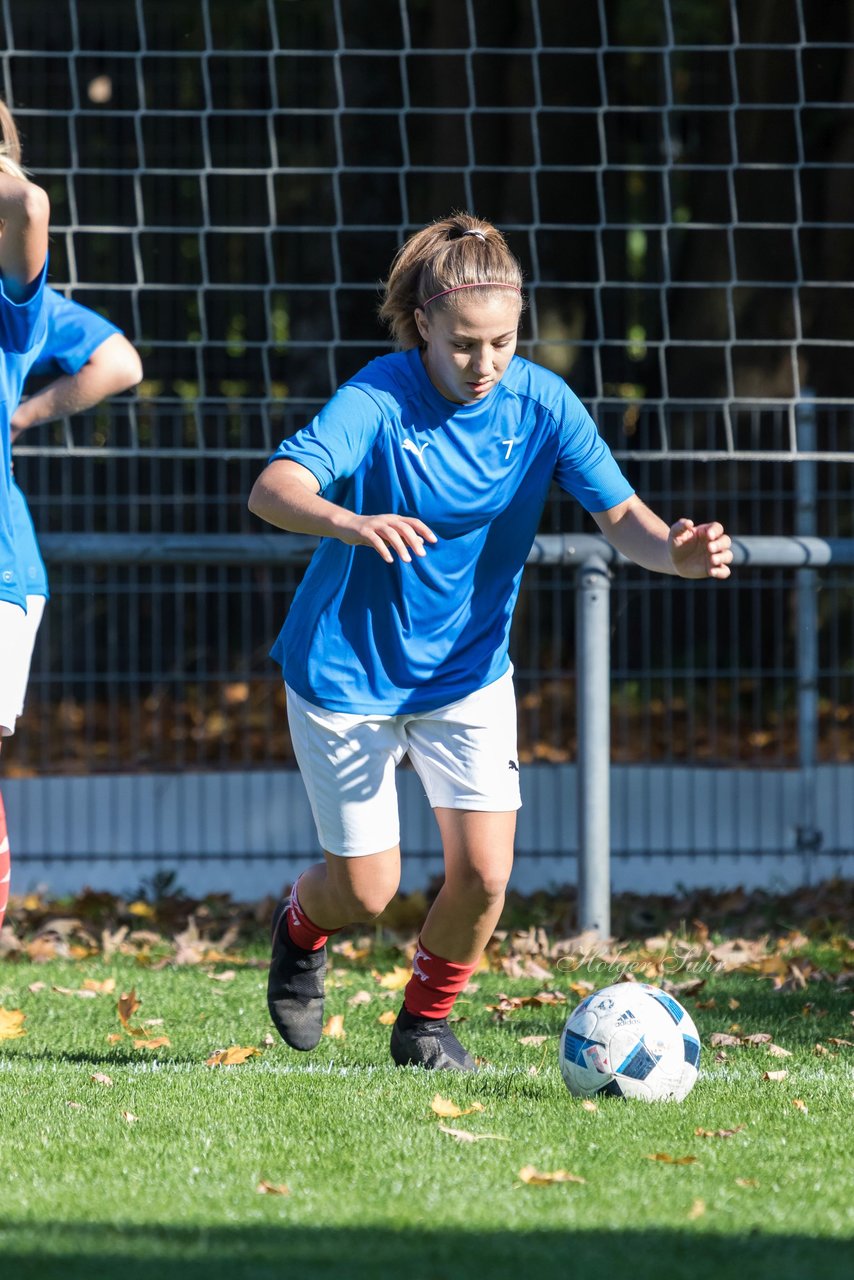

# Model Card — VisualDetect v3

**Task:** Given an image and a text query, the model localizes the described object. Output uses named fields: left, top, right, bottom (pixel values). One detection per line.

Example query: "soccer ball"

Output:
left=559, top=982, right=701, bottom=1102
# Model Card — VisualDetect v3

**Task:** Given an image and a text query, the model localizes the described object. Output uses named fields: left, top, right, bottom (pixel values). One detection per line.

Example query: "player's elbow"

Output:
left=247, top=476, right=267, bottom=520
left=19, top=181, right=50, bottom=228
left=122, top=346, right=144, bottom=390
left=114, top=339, right=144, bottom=390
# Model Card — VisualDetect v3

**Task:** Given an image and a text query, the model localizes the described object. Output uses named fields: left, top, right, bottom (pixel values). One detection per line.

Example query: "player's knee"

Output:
left=452, top=865, right=510, bottom=908
left=335, top=877, right=399, bottom=922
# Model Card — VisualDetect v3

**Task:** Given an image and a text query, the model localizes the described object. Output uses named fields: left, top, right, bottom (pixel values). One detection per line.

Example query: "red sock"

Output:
left=0, top=791, right=10, bottom=934
left=284, top=876, right=339, bottom=951
left=403, top=937, right=479, bottom=1020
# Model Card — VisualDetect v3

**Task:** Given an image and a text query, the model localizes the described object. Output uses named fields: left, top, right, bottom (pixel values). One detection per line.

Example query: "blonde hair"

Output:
left=0, top=98, right=28, bottom=181
left=379, top=212, right=524, bottom=349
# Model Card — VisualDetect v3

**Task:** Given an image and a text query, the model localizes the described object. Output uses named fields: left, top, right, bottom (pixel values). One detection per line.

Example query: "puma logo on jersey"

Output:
left=402, top=439, right=431, bottom=460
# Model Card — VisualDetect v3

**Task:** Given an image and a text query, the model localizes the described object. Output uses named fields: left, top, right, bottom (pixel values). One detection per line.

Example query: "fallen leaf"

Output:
left=827, top=1037, right=854, bottom=1047
left=52, top=985, right=98, bottom=999
left=0, top=1008, right=26, bottom=1040
left=106, top=1033, right=123, bottom=1044
left=133, top=1036, right=171, bottom=1050
left=767, top=1043, right=793, bottom=1058
left=82, top=978, right=116, bottom=994
left=668, top=978, right=707, bottom=998
left=581, top=1100, right=598, bottom=1113
left=27, top=981, right=46, bottom=994
left=792, top=1098, right=808, bottom=1113
left=262, top=1033, right=276, bottom=1047
left=66, top=1101, right=85, bottom=1110
left=688, top=1198, right=706, bottom=1219
left=568, top=981, right=596, bottom=998
left=90, top=1072, right=113, bottom=1087
left=208, top=970, right=236, bottom=982
left=438, top=1124, right=509, bottom=1143
left=375, top=966, right=411, bottom=991
left=332, top=939, right=373, bottom=962
left=127, top=900, right=155, bottom=918
left=762, top=1070, right=789, bottom=1082
left=377, top=1010, right=397, bottom=1025
left=736, top=1177, right=760, bottom=1188
left=710, top=1032, right=742, bottom=1047
left=695, top=1126, right=745, bottom=1139
left=741, top=1033, right=772, bottom=1046
left=431, top=1094, right=486, bottom=1119
left=256, top=1180, right=290, bottom=1196
left=518, top=1034, right=548, bottom=1047
left=205, top=1046, right=261, bottom=1066
left=121, top=1111, right=139, bottom=1124
left=322, top=1014, right=345, bottom=1039
left=347, top=990, right=372, bottom=1007
left=728, top=998, right=740, bottom=1011
left=26, top=937, right=58, bottom=962
left=518, top=1165, right=586, bottom=1186
left=117, top=989, right=141, bottom=1028
left=644, top=1153, right=698, bottom=1165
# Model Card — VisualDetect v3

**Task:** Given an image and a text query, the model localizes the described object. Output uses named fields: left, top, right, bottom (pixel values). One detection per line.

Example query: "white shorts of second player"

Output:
left=285, top=667, right=522, bottom=857
left=0, top=595, right=47, bottom=737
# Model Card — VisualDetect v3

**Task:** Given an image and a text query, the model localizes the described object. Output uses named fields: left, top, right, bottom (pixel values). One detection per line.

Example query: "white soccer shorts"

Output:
left=285, top=667, right=522, bottom=857
left=0, top=595, right=46, bottom=736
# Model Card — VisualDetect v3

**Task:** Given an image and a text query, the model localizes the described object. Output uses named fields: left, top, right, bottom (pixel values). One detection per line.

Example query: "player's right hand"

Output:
left=342, top=513, right=437, bottom=563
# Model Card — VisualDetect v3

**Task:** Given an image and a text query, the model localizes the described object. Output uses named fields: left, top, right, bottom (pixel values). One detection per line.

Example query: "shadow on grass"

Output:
left=4, top=1222, right=852, bottom=1280
left=5, top=1047, right=205, bottom=1067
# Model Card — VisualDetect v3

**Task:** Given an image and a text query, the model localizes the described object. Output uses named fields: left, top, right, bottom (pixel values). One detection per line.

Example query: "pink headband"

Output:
left=421, top=281, right=523, bottom=309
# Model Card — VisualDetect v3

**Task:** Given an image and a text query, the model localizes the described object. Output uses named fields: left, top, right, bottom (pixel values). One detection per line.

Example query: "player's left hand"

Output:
left=668, top=519, right=732, bottom=580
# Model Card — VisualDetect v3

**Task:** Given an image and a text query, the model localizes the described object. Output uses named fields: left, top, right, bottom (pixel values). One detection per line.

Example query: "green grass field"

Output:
left=1, top=898, right=853, bottom=1280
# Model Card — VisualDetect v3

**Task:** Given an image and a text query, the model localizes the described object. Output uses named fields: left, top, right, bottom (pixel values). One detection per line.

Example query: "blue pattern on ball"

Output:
left=563, top=1029, right=604, bottom=1066
left=615, top=1038, right=660, bottom=1080
left=651, top=990, right=685, bottom=1024
left=683, top=1035, right=701, bottom=1067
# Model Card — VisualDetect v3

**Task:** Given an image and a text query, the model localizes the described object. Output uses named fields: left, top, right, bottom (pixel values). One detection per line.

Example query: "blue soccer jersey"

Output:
left=268, top=350, right=634, bottom=714
left=9, top=289, right=122, bottom=602
left=0, top=262, right=48, bottom=610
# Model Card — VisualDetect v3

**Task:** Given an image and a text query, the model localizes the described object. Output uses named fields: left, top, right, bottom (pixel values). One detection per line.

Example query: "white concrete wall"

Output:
left=3, top=765, right=852, bottom=899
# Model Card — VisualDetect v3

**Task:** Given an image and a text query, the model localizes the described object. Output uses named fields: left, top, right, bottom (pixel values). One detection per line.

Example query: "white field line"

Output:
left=1, top=1059, right=851, bottom=1084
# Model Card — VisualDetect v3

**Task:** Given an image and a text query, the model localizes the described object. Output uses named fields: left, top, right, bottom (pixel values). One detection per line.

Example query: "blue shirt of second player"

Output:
left=0, top=263, right=48, bottom=609
left=269, top=349, right=634, bottom=715
left=9, top=288, right=122, bottom=601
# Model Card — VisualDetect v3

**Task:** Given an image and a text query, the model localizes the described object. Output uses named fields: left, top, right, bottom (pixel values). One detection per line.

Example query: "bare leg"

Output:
left=295, top=844, right=402, bottom=929
left=421, top=808, right=516, bottom=962
left=390, top=809, right=515, bottom=1071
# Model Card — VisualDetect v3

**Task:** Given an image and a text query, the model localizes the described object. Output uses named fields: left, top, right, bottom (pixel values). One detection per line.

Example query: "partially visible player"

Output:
left=0, top=98, right=50, bottom=932
left=0, top=98, right=142, bottom=934
left=7, top=291, right=143, bottom=730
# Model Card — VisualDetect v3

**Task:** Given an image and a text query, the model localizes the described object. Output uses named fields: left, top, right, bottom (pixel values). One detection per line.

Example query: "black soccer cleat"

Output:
left=390, top=1006, right=478, bottom=1072
left=267, top=898, right=326, bottom=1051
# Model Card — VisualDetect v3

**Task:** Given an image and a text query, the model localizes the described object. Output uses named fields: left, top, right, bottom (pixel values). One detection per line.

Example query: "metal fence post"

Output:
left=796, top=393, right=821, bottom=880
left=575, top=554, right=612, bottom=937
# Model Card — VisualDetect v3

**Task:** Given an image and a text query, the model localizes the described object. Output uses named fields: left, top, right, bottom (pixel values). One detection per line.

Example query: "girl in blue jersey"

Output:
left=250, top=213, right=732, bottom=1070
left=0, top=98, right=51, bottom=932
left=0, top=98, right=141, bottom=934
left=6, top=289, right=143, bottom=733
